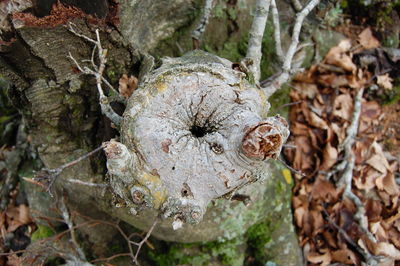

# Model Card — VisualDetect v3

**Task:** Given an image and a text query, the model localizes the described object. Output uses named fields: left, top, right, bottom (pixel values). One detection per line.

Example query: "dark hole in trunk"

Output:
left=190, top=125, right=209, bottom=138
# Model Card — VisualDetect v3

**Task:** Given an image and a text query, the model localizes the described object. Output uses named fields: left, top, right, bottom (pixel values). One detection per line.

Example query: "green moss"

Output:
left=31, top=225, right=55, bottom=242
left=204, top=238, right=244, bottom=266
left=246, top=219, right=276, bottom=262
left=267, top=84, right=291, bottom=118
left=382, top=82, right=400, bottom=105
left=260, top=22, right=277, bottom=80
left=149, top=237, right=244, bottom=266
left=214, top=4, right=226, bottom=19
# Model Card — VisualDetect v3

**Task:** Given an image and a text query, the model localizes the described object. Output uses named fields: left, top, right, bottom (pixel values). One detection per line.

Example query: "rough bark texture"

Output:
left=1, top=0, right=303, bottom=264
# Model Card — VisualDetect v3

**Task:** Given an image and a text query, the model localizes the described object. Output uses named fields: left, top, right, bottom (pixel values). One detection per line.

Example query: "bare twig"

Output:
left=72, top=212, right=158, bottom=265
left=323, top=88, right=377, bottom=248
left=67, top=23, right=123, bottom=126
left=277, top=157, right=308, bottom=178
left=339, top=88, right=364, bottom=154
left=334, top=88, right=377, bottom=244
left=90, top=253, right=132, bottom=263
left=263, top=0, right=320, bottom=98
left=270, top=0, right=284, bottom=62
left=59, top=194, right=87, bottom=261
left=322, top=208, right=373, bottom=262
left=291, top=0, right=303, bottom=12
left=66, top=179, right=109, bottom=188
left=31, top=146, right=103, bottom=196
left=246, top=0, right=271, bottom=83
left=132, top=219, right=158, bottom=264
left=192, top=0, right=214, bottom=49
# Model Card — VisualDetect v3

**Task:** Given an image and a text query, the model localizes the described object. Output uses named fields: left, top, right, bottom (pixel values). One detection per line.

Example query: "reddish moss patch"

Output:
left=12, top=1, right=118, bottom=28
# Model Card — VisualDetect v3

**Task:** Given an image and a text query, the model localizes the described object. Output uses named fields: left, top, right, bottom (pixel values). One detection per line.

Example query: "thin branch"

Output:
left=31, top=146, right=103, bottom=196
left=192, top=0, right=214, bottom=49
left=322, top=208, right=373, bottom=262
left=66, top=179, right=109, bottom=188
left=334, top=88, right=377, bottom=244
left=262, top=0, right=320, bottom=98
left=282, top=0, right=320, bottom=73
left=270, top=0, right=284, bottom=62
left=90, top=253, right=132, bottom=263
left=59, top=195, right=87, bottom=261
left=340, top=88, right=364, bottom=154
left=246, top=0, right=271, bottom=83
left=291, top=0, right=303, bottom=12
left=67, top=23, right=123, bottom=126
left=277, top=157, right=308, bottom=178
left=132, top=219, right=158, bottom=265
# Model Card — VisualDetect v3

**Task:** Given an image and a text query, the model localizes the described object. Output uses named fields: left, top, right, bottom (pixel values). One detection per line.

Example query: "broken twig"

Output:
left=31, top=146, right=103, bottom=196
left=263, top=0, right=320, bottom=98
left=192, top=0, right=214, bottom=49
left=67, top=23, right=123, bottom=126
left=246, top=0, right=271, bottom=83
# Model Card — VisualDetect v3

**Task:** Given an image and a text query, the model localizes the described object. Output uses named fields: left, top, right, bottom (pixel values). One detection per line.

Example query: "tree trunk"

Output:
left=1, top=0, right=302, bottom=264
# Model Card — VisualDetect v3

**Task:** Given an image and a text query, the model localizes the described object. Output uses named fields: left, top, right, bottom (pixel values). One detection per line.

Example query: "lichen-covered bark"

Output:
left=1, top=0, right=302, bottom=264
left=105, top=50, right=289, bottom=234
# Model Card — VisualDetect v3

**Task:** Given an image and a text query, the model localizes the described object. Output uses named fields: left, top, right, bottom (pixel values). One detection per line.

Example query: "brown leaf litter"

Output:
left=286, top=29, right=400, bottom=265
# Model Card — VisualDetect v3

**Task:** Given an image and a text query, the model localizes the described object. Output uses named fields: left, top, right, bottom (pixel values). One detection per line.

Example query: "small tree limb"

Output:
left=262, top=0, right=320, bottom=98
left=246, top=0, right=271, bottom=83
left=270, top=0, right=284, bottom=62
left=291, top=0, right=303, bottom=12
left=31, top=146, right=103, bottom=196
left=59, top=194, right=87, bottom=261
left=192, top=0, right=214, bottom=49
left=67, top=23, right=123, bottom=126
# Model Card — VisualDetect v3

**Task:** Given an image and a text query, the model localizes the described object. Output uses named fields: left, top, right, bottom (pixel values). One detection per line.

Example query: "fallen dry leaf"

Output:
left=119, top=74, right=138, bottom=99
left=5, top=254, right=23, bottom=266
left=320, top=142, right=338, bottom=171
left=377, top=74, right=393, bottom=90
left=331, top=249, right=358, bottom=265
left=307, top=251, right=331, bottom=266
left=332, top=93, right=353, bottom=121
left=358, top=28, right=380, bottom=49
left=370, top=221, right=388, bottom=241
left=5, top=204, right=32, bottom=232
left=376, top=173, right=400, bottom=196
left=325, top=39, right=357, bottom=72
left=373, top=242, right=400, bottom=259
left=367, top=141, right=391, bottom=174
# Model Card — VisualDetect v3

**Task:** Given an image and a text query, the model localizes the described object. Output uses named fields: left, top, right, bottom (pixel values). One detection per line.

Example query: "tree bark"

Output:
left=1, top=0, right=302, bottom=264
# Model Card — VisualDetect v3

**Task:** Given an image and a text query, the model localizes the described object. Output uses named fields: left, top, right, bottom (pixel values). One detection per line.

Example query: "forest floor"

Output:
left=285, top=27, right=400, bottom=265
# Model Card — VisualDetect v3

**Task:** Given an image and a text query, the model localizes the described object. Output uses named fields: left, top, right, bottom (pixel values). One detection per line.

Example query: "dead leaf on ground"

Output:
left=376, top=173, right=400, bottom=196
left=119, top=74, right=138, bottom=99
left=5, top=204, right=32, bottom=233
left=325, top=39, right=357, bottom=72
left=331, top=249, right=358, bottom=265
left=5, top=254, right=23, bottom=266
left=358, top=28, right=380, bottom=49
left=332, top=93, right=353, bottom=121
left=377, top=74, right=393, bottom=90
left=320, top=142, right=338, bottom=171
left=307, top=251, right=331, bottom=266
left=366, top=141, right=391, bottom=174
left=373, top=242, right=400, bottom=259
